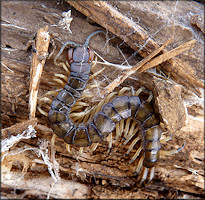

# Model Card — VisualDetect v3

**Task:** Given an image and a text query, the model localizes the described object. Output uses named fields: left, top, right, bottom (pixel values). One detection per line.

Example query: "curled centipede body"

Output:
left=46, top=31, right=184, bottom=186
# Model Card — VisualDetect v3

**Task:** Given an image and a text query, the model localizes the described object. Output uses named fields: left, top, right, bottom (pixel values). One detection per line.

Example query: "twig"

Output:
left=29, top=26, right=51, bottom=119
left=102, top=39, right=196, bottom=95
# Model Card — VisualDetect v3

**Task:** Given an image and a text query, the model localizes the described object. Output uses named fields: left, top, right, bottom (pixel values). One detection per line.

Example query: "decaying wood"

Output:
left=1, top=1, right=204, bottom=199
left=67, top=1, right=204, bottom=97
left=29, top=26, right=51, bottom=119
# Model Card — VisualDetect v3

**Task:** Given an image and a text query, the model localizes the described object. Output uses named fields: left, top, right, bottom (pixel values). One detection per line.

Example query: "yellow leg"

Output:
left=128, top=145, right=143, bottom=164
left=51, top=134, right=56, bottom=147
left=53, top=78, right=66, bottom=87
left=146, top=91, right=153, bottom=103
left=135, top=154, right=144, bottom=174
left=107, top=132, right=113, bottom=153
left=54, top=73, right=68, bottom=82
left=160, top=133, right=172, bottom=144
left=147, top=167, right=155, bottom=184
left=89, top=143, right=99, bottom=153
left=89, top=67, right=105, bottom=80
left=104, top=92, right=118, bottom=103
left=115, top=119, right=124, bottom=140
left=160, top=142, right=185, bottom=156
left=115, top=123, right=120, bottom=140
left=137, top=167, right=148, bottom=187
left=123, top=122, right=138, bottom=145
left=91, top=56, right=97, bottom=71
left=37, top=106, right=48, bottom=117
left=66, top=144, right=72, bottom=154
left=38, top=97, right=53, bottom=104
left=125, top=135, right=141, bottom=156
left=79, top=147, right=84, bottom=155
left=118, top=87, right=131, bottom=96
left=135, top=86, right=146, bottom=96
left=123, top=117, right=132, bottom=138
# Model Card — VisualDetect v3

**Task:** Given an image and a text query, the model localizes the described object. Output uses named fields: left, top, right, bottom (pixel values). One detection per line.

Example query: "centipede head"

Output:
left=68, top=46, right=94, bottom=64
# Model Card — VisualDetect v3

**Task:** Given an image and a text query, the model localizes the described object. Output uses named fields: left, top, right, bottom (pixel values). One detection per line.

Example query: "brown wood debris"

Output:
left=67, top=1, right=204, bottom=97
left=28, top=26, right=51, bottom=119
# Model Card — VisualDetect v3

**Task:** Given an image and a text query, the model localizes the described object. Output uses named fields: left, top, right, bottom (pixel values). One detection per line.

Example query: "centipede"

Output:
left=39, top=30, right=184, bottom=187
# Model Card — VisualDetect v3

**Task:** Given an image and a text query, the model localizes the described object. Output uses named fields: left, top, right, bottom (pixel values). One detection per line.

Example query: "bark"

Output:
left=1, top=1, right=204, bottom=199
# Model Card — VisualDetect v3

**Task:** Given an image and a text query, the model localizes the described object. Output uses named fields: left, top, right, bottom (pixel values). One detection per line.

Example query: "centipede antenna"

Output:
left=128, top=145, right=143, bottom=164
left=160, top=141, right=186, bottom=156
left=54, top=41, right=79, bottom=65
left=83, top=30, right=105, bottom=48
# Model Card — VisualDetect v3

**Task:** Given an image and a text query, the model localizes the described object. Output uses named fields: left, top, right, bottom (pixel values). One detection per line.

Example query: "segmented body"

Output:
left=48, top=32, right=163, bottom=186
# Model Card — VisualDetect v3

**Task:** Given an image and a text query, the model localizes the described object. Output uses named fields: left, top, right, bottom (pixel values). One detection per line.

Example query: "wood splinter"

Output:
left=28, top=26, right=51, bottom=119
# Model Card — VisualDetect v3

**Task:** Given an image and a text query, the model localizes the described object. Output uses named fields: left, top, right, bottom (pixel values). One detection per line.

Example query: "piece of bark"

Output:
left=29, top=26, right=51, bottom=119
left=67, top=1, right=204, bottom=97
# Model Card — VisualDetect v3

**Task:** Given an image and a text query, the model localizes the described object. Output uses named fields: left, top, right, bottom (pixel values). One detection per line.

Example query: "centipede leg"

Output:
left=118, top=87, right=131, bottom=96
left=51, top=134, right=56, bottom=147
left=123, top=122, right=138, bottom=145
left=160, top=133, right=172, bottom=144
left=125, top=134, right=141, bottom=156
left=54, top=73, right=69, bottom=82
left=37, top=106, right=48, bottom=117
left=89, top=143, right=99, bottom=153
left=107, top=132, right=113, bottom=153
left=146, top=91, right=153, bottom=103
left=89, top=67, right=105, bottom=80
left=147, top=167, right=155, bottom=184
left=128, top=145, right=143, bottom=164
left=38, top=97, right=53, bottom=104
left=123, top=117, right=132, bottom=138
left=137, top=167, right=148, bottom=187
left=115, top=119, right=124, bottom=140
left=66, top=144, right=72, bottom=154
left=134, top=154, right=144, bottom=174
left=53, top=77, right=67, bottom=87
left=135, top=86, right=146, bottom=96
left=79, top=147, right=84, bottom=155
left=160, top=142, right=185, bottom=156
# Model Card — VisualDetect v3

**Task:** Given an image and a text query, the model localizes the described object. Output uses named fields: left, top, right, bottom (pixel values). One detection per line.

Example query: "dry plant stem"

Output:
left=102, top=39, right=196, bottom=95
left=67, top=1, right=204, bottom=96
left=29, top=26, right=51, bottom=119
